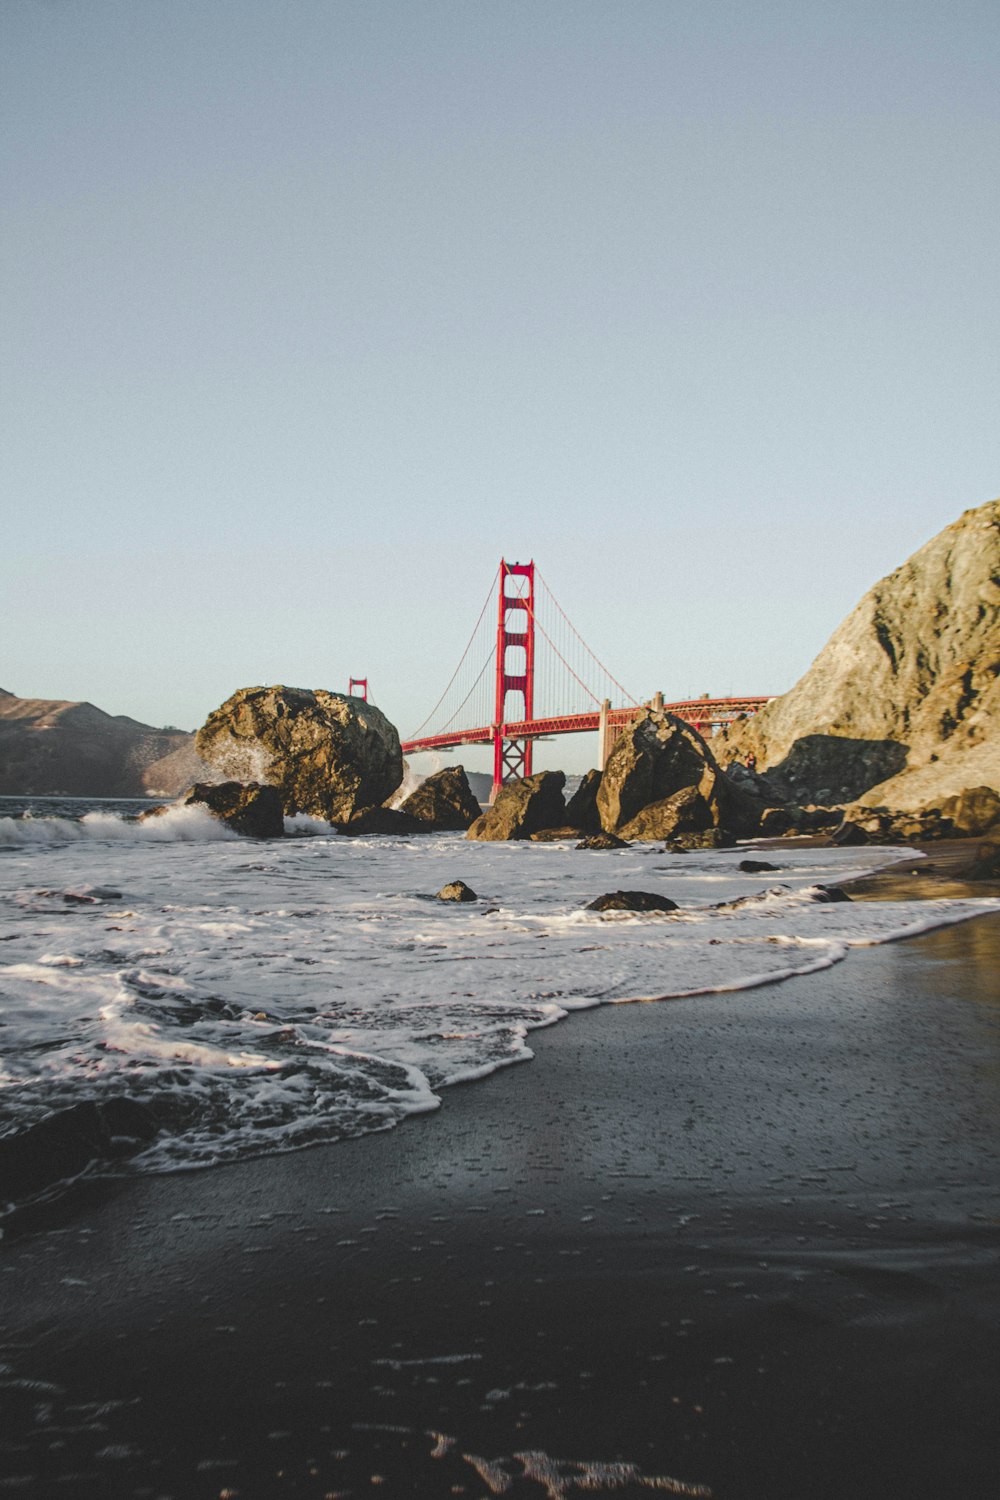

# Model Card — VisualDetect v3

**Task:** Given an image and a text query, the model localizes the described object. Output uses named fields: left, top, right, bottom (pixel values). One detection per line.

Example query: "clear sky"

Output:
left=3, top=0, right=998, bottom=774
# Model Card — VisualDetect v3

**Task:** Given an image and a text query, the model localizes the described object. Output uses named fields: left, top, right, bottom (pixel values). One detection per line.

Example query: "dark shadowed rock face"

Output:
left=466, top=771, right=567, bottom=842
left=195, top=686, right=403, bottom=821
left=585, top=890, right=678, bottom=913
left=399, top=766, right=482, bottom=831
left=565, top=770, right=603, bottom=832
left=185, top=781, right=285, bottom=839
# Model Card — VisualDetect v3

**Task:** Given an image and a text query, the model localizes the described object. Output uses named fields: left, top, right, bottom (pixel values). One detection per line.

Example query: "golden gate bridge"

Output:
left=363, top=560, right=770, bottom=799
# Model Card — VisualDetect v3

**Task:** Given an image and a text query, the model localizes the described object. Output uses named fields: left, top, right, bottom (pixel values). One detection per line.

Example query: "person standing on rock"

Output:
left=746, top=753, right=757, bottom=773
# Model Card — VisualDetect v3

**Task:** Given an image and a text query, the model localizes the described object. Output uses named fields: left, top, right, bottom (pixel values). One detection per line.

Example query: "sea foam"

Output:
left=0, top=824, right=996, bottom=1189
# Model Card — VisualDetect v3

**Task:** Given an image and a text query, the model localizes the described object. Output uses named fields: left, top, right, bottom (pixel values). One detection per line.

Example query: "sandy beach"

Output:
left=2, top=883, right=998, bottom=1500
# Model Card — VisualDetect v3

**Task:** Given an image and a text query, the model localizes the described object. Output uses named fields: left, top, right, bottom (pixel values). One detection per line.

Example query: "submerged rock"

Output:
left=196, top=685, right=403, bottom=822
left=0, top=1097, right=160, bottom=1204
left=399, top=766, right=482, bottom=831
left=466, top=771, right=567, bottom=842
left=586, top=889, right=678, bottom=913
left=529, top=826, right=581, bottom=842
left=436, top=880, right=478, bottom=903
left=739, top=859, right=780, bottom=873
left=184, top=781, right=285, bottom=838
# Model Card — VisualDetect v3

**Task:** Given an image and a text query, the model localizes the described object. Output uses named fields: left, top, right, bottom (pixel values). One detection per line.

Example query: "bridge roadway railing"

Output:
left=400, top=696, right=771, bottom=758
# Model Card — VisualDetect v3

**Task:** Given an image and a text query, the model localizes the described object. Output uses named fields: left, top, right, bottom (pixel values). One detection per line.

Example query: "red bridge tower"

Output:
left=493, top=559, right=535, bottom=795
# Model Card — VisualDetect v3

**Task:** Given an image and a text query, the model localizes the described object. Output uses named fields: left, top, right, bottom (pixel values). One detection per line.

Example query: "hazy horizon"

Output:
left=4, top=1, right=998, bottom=773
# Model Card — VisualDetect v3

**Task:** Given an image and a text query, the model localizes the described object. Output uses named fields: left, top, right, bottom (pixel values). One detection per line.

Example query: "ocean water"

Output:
left=1, top=796, right=997, bottom=1191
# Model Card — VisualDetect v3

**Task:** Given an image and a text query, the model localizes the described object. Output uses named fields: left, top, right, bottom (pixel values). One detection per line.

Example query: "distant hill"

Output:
left=0, top=689, right=207, bottom=798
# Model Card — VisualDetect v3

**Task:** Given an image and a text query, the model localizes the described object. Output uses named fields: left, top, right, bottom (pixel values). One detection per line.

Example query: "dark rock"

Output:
left=967, top=833, right=1000, bottom=880
left=597, top=709, right=760, bottom=837
left=812, top=884, right=853, bottom=903
left=935, top=785, right=1000, bottom=837
left=586, top=890, right=679, bottom=913
left=436, top=880, right=478, bottom=903
left=529, top=827, right=581, bottom=842
left=0, top=1097, right=160, bottom=1205
left=831, top=819, right=871, bottom=846
left=196, top=685, right=403, bottom=821
left=667, top=828, right=737, bottom=850
left=576, top=831, right=631, bottom=850
left=466, top=771, right=567, bottom=842
left=759, top=806, right=799, bottom=836
left=398, top=766, right=482, bottom=831
left=337, top=806, right=424, bottom=836
left=739, top=859, right=779, bottom=873
left=185, top=781, right=285, bottom=838
left=565, top=770, right=603, bottom=833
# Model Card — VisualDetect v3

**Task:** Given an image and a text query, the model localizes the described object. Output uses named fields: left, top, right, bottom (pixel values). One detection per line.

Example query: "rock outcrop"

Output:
left=597, top=709, right=760, bottom=839
left=436, top=880, right=478, bottom=903
left=196, top=686, right=403, bottom=821
left=183, top=781, right=285, bottom=838
left=0, top=688, right=200, bottom=798
left=398, top=766, right=482, bottom=830
left=466, top=771, right=566, bottom=841
left=720, top=500, right=1000, bottom=811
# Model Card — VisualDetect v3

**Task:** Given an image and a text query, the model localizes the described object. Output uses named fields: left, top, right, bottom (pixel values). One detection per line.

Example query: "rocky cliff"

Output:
left=0, top=689, right=203, bottom=798
left=720, top=500, right=1000, bottom=809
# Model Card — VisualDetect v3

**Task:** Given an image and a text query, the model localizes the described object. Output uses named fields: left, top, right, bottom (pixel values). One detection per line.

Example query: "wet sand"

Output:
left=2, top=900, right=999, bottom=1499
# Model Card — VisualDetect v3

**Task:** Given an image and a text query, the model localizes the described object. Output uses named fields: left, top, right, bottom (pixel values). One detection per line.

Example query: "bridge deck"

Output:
left=401, top=696, right=770, bottom=757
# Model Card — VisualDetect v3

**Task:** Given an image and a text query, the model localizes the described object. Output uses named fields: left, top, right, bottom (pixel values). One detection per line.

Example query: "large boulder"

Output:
left=597, top=709, right=759, bottom=837
left=719, top=499, right=1000, bottom=812
left=195, top=686, right=403, bottom=821
left=398, top=766, right=482, bottom=831
left=466, top=771, right=566, bottom=841
left=184, top=781, right=285, bottom=838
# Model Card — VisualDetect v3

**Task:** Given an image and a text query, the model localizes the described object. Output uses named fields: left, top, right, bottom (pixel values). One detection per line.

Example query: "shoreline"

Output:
left=2, top=891, right=998, bottom=1498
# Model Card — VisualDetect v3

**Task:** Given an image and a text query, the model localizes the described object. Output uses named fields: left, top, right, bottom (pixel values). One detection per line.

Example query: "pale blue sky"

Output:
left=3, top=1, right=998, bottom=773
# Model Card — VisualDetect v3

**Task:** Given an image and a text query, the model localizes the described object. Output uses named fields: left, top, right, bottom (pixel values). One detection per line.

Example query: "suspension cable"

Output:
left=435, top=648, right=496, bottom=734
left=406, top=564, right=500, bottom=739
left=535, top=568, right=639, bottom=704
